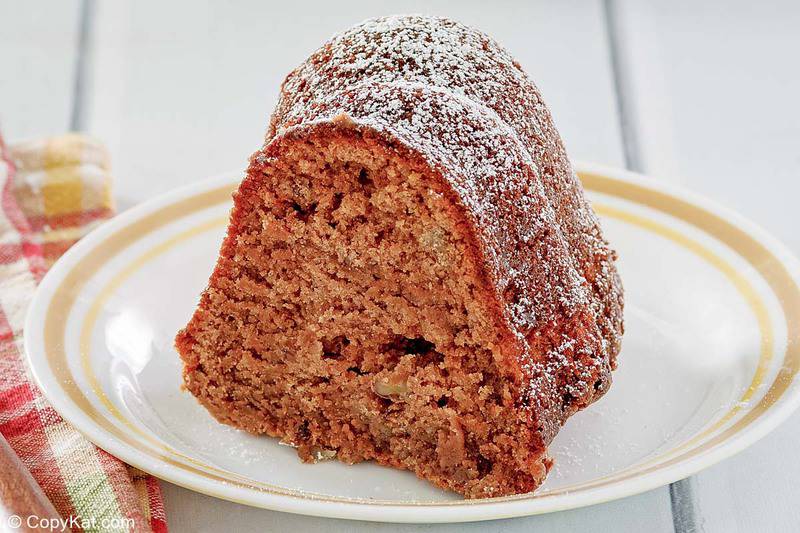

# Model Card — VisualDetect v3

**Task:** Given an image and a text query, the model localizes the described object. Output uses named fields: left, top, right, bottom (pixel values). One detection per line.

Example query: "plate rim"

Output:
left=22, top=162, right=800, bottom=522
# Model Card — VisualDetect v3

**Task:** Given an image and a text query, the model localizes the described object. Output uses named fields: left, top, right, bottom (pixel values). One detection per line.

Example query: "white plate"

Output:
left=23, top=163, right=800, bottom=522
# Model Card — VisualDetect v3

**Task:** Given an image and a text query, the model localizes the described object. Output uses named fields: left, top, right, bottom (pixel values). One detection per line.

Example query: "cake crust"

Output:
left=175, top=15, right=624, bottom=498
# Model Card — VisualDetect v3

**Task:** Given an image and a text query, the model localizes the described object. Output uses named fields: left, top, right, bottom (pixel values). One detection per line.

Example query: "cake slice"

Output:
left=175, top=15, right=623, bottom=498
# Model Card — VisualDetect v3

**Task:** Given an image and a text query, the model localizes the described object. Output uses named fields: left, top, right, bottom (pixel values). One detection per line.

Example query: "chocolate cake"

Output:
left=175, top=15, right=623, bottom=498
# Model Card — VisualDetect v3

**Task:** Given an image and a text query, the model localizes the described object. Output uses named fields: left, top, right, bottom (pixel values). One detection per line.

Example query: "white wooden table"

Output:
left=2, top=1, right=799, bottom=531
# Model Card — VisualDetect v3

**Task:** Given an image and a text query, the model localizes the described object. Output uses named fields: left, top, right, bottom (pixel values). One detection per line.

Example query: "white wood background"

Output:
left=2, top=0, right=799, bottom=531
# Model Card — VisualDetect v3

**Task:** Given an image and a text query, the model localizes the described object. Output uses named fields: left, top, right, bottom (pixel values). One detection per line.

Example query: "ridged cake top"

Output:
left=264, top=15, right=623, bottom=430
left=270, top=15, right=534, bottom=137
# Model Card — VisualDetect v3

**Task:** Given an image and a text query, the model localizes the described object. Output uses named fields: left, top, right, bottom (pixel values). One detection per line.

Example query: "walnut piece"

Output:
left=373, top=372, right=410, bottom=400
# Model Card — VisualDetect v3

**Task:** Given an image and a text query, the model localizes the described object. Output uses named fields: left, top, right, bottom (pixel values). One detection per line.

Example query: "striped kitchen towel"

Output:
left=0, top=133, right=168, bottom=532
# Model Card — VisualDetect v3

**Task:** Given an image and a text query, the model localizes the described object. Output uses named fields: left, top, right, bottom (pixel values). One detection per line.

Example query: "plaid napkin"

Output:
left=0, top=133, right=168, bottom=532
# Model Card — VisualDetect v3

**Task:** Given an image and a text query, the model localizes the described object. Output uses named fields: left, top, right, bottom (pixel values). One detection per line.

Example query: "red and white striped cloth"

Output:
left=0, top=132, right=168, bottom=532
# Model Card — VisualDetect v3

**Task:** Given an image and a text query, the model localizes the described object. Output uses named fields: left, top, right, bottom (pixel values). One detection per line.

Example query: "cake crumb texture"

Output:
left=175, top=15, right=623, bottom=498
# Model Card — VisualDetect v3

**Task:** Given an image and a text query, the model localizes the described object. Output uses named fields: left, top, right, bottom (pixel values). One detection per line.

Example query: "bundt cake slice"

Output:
left=175, top=16, right=623, bottom=499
